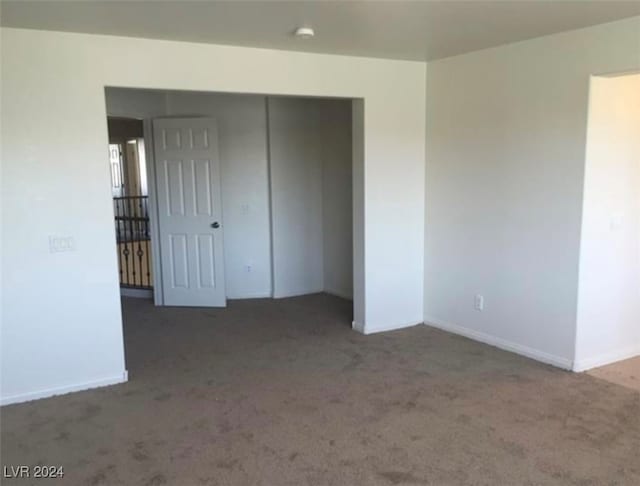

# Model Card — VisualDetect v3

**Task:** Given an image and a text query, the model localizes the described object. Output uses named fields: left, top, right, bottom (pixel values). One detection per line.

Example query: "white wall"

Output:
left=352, top=100, right=366, bottom=326
left=268, top=97, right=324, bottom=298
left=105, top=88, right=168, bottom=118
left=424, top=17, right=640, bottom=369
left=165, top=91, right=272, bottom=299
left=1, top=28, right=425, bottom=404
left=321, top=100, right=353, bottom=299
left=574, top=73, right=640, bottom=371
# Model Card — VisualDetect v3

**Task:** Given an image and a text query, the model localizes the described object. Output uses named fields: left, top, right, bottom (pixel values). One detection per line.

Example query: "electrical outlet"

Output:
left=245, top=264, right=252, bottom=273
left=474, top=294, right=484, bottom=311
left=49, top=235, right=76, bottom=253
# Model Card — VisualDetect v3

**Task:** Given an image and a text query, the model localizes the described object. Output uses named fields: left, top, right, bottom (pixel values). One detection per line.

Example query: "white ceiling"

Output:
left=2, top=0, right=639, bottom=61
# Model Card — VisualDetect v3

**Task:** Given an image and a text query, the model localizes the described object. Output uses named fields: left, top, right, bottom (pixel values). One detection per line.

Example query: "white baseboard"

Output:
left=0, top=371, right=129, bottom=406
left=229, top=289, right=352, bottom=301
left=424, top=315, right=573, bottom=370
left=273, top=288, right=324, bottom=299
left=352, top=319, right=423, bottom=335
left=120, top=288, right=153, bottom=299
left=352, top=320, right=366, bottom=333
left=573, top=345, right=640, bottom=372
left=324, top=288, right=353, bottom=300
left=227, top=291, right=273, bottom=300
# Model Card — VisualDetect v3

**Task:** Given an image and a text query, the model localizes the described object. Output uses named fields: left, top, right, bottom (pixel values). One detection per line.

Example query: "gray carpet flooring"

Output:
left=2, top=294, right=639, bottom=485
left=588, top=357, right=640, bottom=393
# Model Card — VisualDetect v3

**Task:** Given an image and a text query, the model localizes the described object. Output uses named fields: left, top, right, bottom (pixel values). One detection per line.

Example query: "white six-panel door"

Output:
left=153, top=118, right=226, bottom=307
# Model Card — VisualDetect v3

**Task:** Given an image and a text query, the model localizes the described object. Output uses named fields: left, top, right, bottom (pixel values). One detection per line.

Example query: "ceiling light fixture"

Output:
left=294, top=27, right=315, bottom=39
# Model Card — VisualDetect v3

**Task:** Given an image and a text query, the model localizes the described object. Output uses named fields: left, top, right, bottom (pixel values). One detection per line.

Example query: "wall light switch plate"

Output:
left=474, top=294, right=484, bottom=311
left=49, top=235, right=76, bottom=253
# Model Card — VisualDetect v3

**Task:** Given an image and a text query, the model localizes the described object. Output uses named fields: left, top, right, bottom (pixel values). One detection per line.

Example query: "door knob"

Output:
left=211, top=222, right=220, bottom=229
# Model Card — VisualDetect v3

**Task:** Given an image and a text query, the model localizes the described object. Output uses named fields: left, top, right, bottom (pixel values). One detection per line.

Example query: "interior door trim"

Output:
left=143, top=118, right=165, bottom=305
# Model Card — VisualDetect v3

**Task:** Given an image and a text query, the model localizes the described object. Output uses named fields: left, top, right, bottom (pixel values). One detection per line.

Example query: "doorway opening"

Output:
left=107, top=117, right=153, bottom=294
left=575, top=71, right=640, bottom=383
left=104, top=87, right=357, bottom=320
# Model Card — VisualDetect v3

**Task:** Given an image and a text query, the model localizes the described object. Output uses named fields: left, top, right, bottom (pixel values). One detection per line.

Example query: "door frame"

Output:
left=107, top=90, right=363, bottom=323
left=142, top=119, right=165, bottom=305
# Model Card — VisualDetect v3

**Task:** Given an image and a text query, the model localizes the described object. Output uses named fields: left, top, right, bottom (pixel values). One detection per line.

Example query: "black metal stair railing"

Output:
left=113, top=196, right=153, bottom=289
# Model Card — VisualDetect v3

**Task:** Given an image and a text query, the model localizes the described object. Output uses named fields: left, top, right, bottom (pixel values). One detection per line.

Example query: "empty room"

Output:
left=1, top=1, right=639, bottom=485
